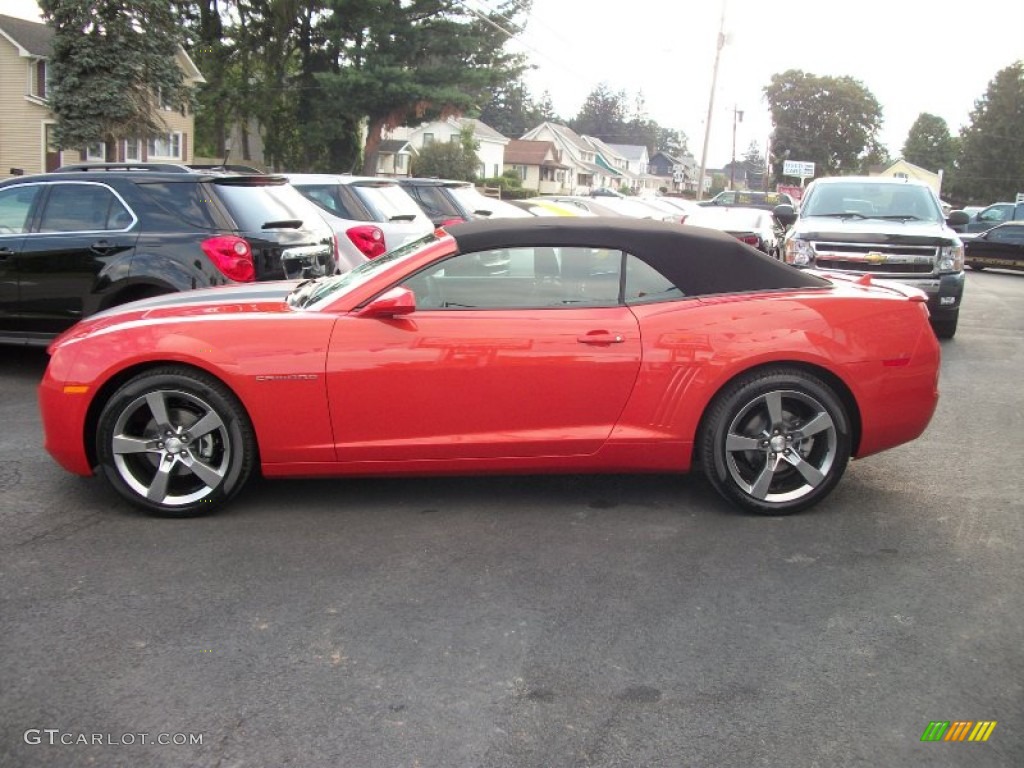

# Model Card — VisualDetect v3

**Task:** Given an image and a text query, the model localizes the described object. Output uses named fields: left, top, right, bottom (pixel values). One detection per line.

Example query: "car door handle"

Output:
left=0, top=248, right=13, bottom=260
left=577, top=332, right=625, bottom=345
left=91, top=239, right=115, bottom=255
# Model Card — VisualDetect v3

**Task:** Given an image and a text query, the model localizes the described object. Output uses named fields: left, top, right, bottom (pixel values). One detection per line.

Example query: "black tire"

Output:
left=967, top=263, right=985, bottom=271
left=96, top=367, right=256, bottom=517
left=700, top=367, right=851, bottom=515
left=931, top=312, right=959, bottom=340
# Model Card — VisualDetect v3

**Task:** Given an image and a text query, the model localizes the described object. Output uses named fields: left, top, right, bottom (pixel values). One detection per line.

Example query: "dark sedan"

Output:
left=965, top=221, right=1024, bottom=272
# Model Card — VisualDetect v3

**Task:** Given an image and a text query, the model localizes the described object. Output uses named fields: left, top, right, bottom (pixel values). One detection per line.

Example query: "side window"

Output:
left=624, top=253, right=685, bottom=304
left=296, top=185, right=357, bottom=219
left=38, top=184, right=133, bottom=232
left=989, top=226, right=1024, bottom=244
left=980, top=207, right=1006, bottom=223
left=401, top=247, right=624, bottom=309
left=0, top=185, right=42, bottom=234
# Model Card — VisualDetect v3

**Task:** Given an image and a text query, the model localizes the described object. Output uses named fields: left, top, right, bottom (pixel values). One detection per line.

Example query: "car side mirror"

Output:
left=946, top=210, right=969, bottom=227
left=357, top=286, right=416, bottom=318
left=773, top=204, right=797, bottom=227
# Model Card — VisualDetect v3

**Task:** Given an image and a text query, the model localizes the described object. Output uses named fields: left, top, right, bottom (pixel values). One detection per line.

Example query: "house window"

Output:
left=894, top=172, right=909, bottom=179
left=395, top=154, right=407, bottom=171
left=423, top=132, right=434, bottom=146
left=513, top=165, right=528, bottom=180
left=124, top=139, right=142, bottom=161
left=85, top=142, right=106, bottom=161
left=148, top=132, right=182, bottom=160
left=34, top=60, right=49, bottom=99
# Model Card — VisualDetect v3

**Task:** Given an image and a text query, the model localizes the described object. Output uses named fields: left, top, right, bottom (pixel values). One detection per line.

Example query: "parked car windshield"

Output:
left=449, top=187, right=533, bottom=218
left=213, top=178, right=327, bottom=231
left=290, top=230, right=443, bottom=308
left=802, top=182, right=943, bottom=221
left=353, top=182, right=425, bottom=222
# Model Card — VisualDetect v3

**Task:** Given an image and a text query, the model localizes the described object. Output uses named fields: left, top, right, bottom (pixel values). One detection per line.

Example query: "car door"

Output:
left=966, top=203, right=1012, bottom=234
left=0, top=183, right=44, bottom=339
left=16, top=181, right=138, bottom=336
left=967, top=225, right=1024, bottom=269
left=326, top=246, right=642, bottom=462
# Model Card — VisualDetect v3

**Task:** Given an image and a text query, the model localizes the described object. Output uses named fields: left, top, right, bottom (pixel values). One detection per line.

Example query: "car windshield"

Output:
left=802, top=183, right=942, bottom=221
left=449, top=187, right=532, bottom=218
left=288, top=230, right=442, bottom=309
left=353, top=182, right=425, bottom=222
left=214, top=178, right=328, bottom=231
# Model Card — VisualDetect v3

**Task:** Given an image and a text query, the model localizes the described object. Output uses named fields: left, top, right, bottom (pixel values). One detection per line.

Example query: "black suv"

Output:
left=0, top=163, right=336, bottom=346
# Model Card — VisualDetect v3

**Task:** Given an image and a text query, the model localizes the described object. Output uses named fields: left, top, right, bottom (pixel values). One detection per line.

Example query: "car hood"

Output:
left=793, top=216, right=959, bottom=245
left=49, top=281, right=300, bottom=350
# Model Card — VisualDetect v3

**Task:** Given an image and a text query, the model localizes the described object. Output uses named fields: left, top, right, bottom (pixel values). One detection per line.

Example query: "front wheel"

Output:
left=96, top=367, right=256, bottom=517
left=700, top=368, right=851, bottom=515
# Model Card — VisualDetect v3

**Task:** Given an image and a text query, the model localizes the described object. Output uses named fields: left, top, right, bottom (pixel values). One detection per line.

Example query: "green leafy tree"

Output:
left=41, top=0, right=193, bottom=154
left=902, top=113, right=958, bottom=173
left=411, top=125, right=480, bottom=180
left=764, top=69, right=884, bottom=179
left=742, top=140, right=766, bottom=190
left=949, top=62, right=1024, bottom=202
left=656, top=127, right=689, bottom=156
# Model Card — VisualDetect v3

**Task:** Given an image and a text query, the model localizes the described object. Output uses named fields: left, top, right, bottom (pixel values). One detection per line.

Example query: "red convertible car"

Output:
left=39, top=219, right=940, bottom=517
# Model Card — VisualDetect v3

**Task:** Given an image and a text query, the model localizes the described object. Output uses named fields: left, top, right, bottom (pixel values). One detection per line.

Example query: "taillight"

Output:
left=440, top=217, right=465, bottom=228
left=738, top=234, right=760, bottom=247
left=346, top=225, right=386, bottom=259
left=201, top=236, right=255, bottom=282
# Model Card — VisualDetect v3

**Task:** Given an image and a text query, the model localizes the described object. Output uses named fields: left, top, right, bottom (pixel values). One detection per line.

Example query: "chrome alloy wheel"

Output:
left=110, top=389, right=231, bottom=507
left=723, top=389, right=838, bottom=504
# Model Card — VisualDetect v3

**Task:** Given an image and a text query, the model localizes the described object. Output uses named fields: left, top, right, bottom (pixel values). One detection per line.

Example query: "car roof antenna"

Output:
left=220, top=139, right=232, bottom=171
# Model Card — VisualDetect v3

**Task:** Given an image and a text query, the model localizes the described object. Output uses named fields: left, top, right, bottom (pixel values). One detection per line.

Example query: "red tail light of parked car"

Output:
left=346, top=225, right=386, bottom=259
left=201, top=236, right=256, bottom=282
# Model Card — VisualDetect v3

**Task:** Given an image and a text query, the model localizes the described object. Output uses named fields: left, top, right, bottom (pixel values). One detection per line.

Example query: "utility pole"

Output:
left=696, top=0, right=726, bottom=201
left=729, top=105, right=743, bottom=190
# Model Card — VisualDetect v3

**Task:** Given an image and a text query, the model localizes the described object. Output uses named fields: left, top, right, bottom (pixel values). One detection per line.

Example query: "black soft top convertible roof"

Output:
left=447, top=218, right=827, bottom=295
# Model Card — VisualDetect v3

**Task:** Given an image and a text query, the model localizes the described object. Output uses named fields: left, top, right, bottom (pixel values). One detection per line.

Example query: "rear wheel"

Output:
left=700, top=367, right=851, bottom=515
left=96, top=367, right=256, bottom=517
left=967, top=263, right=985, bottom=271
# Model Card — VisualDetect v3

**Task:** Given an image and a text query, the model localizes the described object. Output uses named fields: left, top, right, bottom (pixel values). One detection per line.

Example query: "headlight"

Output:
left=937, top=244, right=964, bottom=273
left=784, top=237, right=815, bottom=266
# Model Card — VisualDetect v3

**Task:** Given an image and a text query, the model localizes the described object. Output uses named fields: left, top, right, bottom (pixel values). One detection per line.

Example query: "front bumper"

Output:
left=881, top=271, right=965, bottom=317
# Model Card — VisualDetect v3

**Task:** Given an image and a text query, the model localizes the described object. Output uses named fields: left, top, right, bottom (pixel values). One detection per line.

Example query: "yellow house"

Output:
left=877, top=159, right=942, bottom=195
left=0, top=12, right=204, bottom=178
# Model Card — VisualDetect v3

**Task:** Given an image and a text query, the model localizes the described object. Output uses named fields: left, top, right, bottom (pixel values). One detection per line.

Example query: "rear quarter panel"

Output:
left=616, top=288, right=938, bottom=468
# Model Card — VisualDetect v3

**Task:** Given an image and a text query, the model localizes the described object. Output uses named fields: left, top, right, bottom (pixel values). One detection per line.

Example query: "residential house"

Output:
left=582, top=135, right=632, bottom=192
left=503, top=139, right=570, bottom=194
left=388, top=117, right=509, bottom=179
left=520, top=122, right=613, bottom=194
left=0, top=13, right=204, bottom=178
left=607, top=143, right=655, bottom=194
left=374, top=139, right=414, bottom=178
left=649, top=151, right=698, bottom=194
left=874, top=159, right=942, bottom=195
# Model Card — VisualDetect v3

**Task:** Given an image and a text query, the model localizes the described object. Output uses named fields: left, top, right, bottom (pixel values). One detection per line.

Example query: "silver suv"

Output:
left=286, top=174, right=433, bottom=270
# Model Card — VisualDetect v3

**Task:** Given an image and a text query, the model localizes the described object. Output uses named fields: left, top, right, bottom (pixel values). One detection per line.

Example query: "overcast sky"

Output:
left=6, top=0, right=1022, bottom=168
left=507, top=0, right=1024, bottom=167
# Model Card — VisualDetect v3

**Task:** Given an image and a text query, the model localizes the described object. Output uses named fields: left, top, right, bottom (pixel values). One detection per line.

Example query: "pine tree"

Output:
left=41, top=0, right=192, bottom=154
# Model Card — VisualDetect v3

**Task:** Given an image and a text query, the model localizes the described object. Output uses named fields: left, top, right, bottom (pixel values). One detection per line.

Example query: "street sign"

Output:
left=783, top=160, right=815, bottom=178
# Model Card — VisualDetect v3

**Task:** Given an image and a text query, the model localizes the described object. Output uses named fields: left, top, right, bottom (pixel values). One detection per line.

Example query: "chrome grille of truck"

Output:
left=812, top=241, right=937, bottom=275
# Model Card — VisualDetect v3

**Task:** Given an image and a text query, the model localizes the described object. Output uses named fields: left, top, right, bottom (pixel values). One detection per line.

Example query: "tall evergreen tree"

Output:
left=570, top=83, right=628, bottom=141
left=41, top=0, right=193, bottom=155
left=950, top=62, right=1024, bottom=202
left=479, top=77, right=541, bottom=138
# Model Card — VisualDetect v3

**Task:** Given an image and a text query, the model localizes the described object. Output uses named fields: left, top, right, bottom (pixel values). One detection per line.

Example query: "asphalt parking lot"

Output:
left=1, top=272, right=1022, bottom=767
